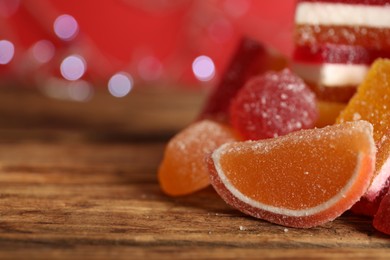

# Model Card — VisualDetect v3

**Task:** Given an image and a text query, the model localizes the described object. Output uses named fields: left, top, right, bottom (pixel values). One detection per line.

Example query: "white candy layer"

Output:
left=292, top=62, right=368, bottom=87
left=296, top=2, right=390, bottom=28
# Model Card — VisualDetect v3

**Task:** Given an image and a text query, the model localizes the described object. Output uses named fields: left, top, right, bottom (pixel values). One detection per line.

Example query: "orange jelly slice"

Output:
left=337, top=58, right=390, bottom=201
left=208, top=121, right=375, bottom=228
left=158, top=120, right=240, bottom=196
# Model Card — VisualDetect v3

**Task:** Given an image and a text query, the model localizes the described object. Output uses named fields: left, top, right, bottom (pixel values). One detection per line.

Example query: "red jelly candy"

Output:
left=199, top=37, right=286, bottom=123
left=373, top=188, right=390, bottom=235
left=351, top=177, right=389, bottom=217
left=230, top=69, right=318, bottom=140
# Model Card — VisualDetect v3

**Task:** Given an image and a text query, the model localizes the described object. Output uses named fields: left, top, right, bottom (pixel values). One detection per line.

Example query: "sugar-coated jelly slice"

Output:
left=208, top=121, right=376, bottom=228
left=337, top=58, right=390, bottom=201
left=198, top=37, right=287, bottom=123
left=230, top=69, right=318, bottom=140
left=158, top=120, right=240, bottom=196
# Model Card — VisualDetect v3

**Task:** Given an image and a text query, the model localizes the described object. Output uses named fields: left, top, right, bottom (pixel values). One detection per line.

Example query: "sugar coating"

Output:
left=337, top=59, right=390, bottom=201
left=210, top=120, right=376, bottom=228
left=158, top=120, right=239, bottom=196
left=230, top=69, right=318, bottom=140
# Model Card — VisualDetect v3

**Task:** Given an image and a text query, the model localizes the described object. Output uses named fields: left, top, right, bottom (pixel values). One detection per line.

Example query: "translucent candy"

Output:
left=337, top=58, right=390, bottom=201
left=208, top=120, right=376, bottom=228
left=373, top=189, right=390, bottom=235
left=315, top=100, right=346, bottom=128
left=351, top=130, right=390, bottom=216
left=199, top=37, right=287, bottom=123
left=295, top=25, right=390, bottom=51
left=158, top=120, right=240, bottom=196
left=292, top=44, right=390, bottom=102
left=294, top=0, right=390, bottom=50
left=293, top=44, right=390, bottom=65
left=229, top=69, right=318, bottom=140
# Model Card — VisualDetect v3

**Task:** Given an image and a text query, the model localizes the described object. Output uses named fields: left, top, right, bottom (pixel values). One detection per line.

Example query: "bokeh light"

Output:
left=32, top=40, right=55, bottom=63
left=60, top=55, right=87, bottom=81
left=54, top=14, right=79, bottom=41
left=108, top=72, right=133, bottom=98
left=68, top=80, right=93, bottom=102
left=192, top=55, right=215, bottom=81
left=138, top=56, right=163, bottom=81
left=223, top=0, right=251, bottom=18
left=0, top=40, right=15, bottom=65
left=0, top=0, right=20, bottom=18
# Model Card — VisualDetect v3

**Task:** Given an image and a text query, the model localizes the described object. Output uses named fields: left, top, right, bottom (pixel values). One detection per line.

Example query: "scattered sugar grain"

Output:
left=239, top=225, right=246, bottom=231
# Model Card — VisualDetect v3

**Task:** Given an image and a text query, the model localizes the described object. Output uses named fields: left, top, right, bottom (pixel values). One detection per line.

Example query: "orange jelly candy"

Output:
left=337, top=58, right=390, bottom=201
left=158, top=120, right=240, bottom=196
left=208, top=121, right=375, bottom=228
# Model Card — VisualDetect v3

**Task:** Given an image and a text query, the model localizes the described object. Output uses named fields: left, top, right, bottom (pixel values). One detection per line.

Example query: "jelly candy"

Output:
left=207, top=121, right=375, bottom=228
left=229, top=69, right=318, bottom=140
left=293, top=0, right=390, bottom=101
left=199, top=37, right=287, bottom=123
left=373, top=188, right=390, bottom=235
left=351, top=177, right=389, bottom=216
left=315, top=100, right=346, bottom=128
left=351, top=130, right=390, bottom=216
left=158, top=120, right=240, bottom=196
left=337, top=59, right=390, bottom=201
left=292, top=44, right=390, bottom=102
left=294, top=0, right=390, bottom=50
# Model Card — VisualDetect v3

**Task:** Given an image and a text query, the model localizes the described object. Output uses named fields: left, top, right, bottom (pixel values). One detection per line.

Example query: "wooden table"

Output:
left=0, top=87, right=389, bottom=259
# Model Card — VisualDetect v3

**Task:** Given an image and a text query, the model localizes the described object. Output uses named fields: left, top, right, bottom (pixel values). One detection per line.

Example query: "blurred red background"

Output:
left=0, top=0, right=295, bottom=97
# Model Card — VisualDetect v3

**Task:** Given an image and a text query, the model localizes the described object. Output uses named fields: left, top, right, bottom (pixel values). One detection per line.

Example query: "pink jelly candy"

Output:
left=229, top=69, right=318, bottom=140
left=373, top=188, right=390, bottom=235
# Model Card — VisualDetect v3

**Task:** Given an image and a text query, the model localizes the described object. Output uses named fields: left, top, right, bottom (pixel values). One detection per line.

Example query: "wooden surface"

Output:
left=0, top=87, right=389, bottom=259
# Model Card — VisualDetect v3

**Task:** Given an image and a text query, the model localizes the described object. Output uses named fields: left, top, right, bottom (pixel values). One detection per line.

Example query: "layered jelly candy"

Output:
left=292, top=43, right=390, bottom=102
left=199, top=37, right=287, bottom=123
left=294, top=0, right=390, bottom=50
left=337, top=59, right=390, bottom=201
left=207, top=121, right=375, bottom=228
left=229, top=69, right=318, bottom=140
left=158, top=120, right=240, bottom=196
left=293, top=0, right=390, bottom=102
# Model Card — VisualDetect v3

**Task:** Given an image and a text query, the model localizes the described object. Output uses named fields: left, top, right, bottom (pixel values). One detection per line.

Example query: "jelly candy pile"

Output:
left=158, top=0, right=390, bottom=235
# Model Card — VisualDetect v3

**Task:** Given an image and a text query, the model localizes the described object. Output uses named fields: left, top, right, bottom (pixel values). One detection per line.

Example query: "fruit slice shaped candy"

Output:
left=208, top=121, right=376, bottom=228
left=158, top=120, right=240, bottom=196
left=337, top=58, right=390, bottom=201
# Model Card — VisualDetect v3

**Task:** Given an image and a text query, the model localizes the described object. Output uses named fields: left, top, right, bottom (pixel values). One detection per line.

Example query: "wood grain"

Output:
left=0, top=88, right=389, bottom=259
